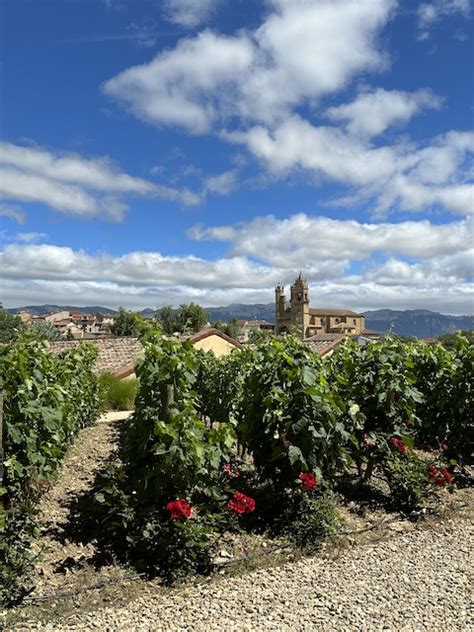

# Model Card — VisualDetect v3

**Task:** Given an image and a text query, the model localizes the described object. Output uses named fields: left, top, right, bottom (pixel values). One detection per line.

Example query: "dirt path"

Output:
left=29, top=412, right=132, bottom=598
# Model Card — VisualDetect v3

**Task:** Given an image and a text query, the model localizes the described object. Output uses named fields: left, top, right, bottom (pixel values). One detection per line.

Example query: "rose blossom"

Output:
left=166, top=499, right=192, bottom=521
left=227, top=492, right=255, bottom=515
left=390, top=437, right=408, bottom=456
left=428, top=465, right=453, bottom=487
left=299, top=472, right=317, bottom=490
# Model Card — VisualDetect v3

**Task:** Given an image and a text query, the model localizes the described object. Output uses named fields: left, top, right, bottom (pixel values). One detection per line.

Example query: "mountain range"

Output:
left=6, top=304, right=473, bottom=339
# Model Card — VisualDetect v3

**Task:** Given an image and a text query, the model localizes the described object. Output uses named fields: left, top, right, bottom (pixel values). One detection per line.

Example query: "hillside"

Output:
left=363, top=309, right=473, bottom=338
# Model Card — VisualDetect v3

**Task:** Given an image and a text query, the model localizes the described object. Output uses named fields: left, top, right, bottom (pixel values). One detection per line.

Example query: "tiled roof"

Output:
left=185, top=327, right=243, bottom=348
left=49, top=337, right=142, bottom=375
left=309, top=308, right=363, bottom=317
left=303, top=333, right=345, bottom=356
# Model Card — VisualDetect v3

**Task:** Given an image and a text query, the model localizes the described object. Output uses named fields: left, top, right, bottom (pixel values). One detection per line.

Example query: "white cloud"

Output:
left=163, top=0, right=220, bottom=28
left=0, top=204, right=26, bottom=224
left=1, top=230, right=472, bottom=313
left=418, top=0, right=471, bottom=38
left=326, top=88, right=442, bottom=137
left=204, top=169, right=238, bottom=195
left=0, top=141, right=201, bottom=219
left=189, top=213, right=473, bottom=266
left=16, top=232, right=49, bottom=243
left=227, top=118, right=474, bottom=216
left=104, top=0, right=394, bottom=132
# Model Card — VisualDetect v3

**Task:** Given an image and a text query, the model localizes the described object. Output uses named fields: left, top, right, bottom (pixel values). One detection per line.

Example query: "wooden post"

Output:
left=0, top=389, right=4, bottom=487
left=162, top=384, right=175, bottom=422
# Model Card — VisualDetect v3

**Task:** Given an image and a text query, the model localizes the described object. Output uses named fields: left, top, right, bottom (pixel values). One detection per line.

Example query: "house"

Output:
left=303, top=333, right=346, bottom=357
left=275, top=274, right=365, bottom=339
left=236, top=319, right=275, bottom=343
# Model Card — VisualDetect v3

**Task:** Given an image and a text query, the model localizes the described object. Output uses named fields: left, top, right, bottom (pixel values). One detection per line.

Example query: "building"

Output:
left=275, top=273, right=365, bottom=339
left=236, top=319, right=275, bottom=343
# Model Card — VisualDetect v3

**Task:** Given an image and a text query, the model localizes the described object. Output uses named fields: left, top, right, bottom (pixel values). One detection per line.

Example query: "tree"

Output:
left=30, top=321, right=62, bottom=341
left=110, top=308, right=150, bottom=337
left=156, top=305, right=179, bottom=335
left=178, top=303, right=208, bottom=334
left=0, top=306, right=25, bottom=342
left=156, top=303, right=208, bottom=335
left=212, top=318, right=239, bottom=340
left=439, top=330, right=474, bottom=350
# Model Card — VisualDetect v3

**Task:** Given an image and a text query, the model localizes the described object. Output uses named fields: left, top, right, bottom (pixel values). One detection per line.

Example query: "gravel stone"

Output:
left=15, top=510, right=473, bottom=631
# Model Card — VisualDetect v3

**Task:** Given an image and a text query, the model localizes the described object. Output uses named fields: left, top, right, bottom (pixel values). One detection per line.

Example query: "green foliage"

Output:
left=29, top=321, right=62, bottom=341
left=0, top=335, right=100, bottom=607
left=237, top=336, right=349, bottom=488
left=280, top=489, right=339, bottom=551
left=99, top=373, right=138, bottom=411
left=328, top=338, right=423, bottom=480
left=94, top=334, right=235, bottom=579
left=110, top=307, right=151, bottom=337
left=211, top=318, right=239, bottom=340
left=381, top=452, right=432, bottom=512
left=156, top=303, right=209, bottom=335
left=439, top=329, right=474, bottom=350
left=0, top=306, right=25, bottom=342
left=412, top=334, right=473, bottom=462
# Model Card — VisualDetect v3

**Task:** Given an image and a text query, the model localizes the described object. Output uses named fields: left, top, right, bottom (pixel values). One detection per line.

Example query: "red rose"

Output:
left=427, top=465, right=453, bottom=487
left=299, top=472, right=317, bottom=490
left=227, top=492, right=255, bottom=515
left=390, top=437, right=408, bottom=456
left=166, top=499, right=192, bottom=521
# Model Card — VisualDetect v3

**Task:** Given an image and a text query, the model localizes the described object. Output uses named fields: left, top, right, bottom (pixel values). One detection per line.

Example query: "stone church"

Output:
left=275, top=273, right=365, bottom=339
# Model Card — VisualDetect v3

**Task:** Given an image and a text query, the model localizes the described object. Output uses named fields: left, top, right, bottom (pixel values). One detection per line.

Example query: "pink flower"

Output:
left=227, top=492, right=255, bottom=515
left=223, top=463, right=240, bottom=478
left=299, top=472, right=317, bottom=490
left=428, top=465, right=453, bottom=487
left=390, top=437, right=408, bottom=456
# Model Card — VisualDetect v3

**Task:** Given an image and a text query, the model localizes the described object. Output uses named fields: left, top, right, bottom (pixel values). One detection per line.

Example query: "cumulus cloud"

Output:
left=104, top=0, right=394, bottom=132
left=418, top=0, right=471, bottom=38
left=163, top=0, right=220, bottom=28
left=0, top=141, right=201, bottom=219
left=227, top=119, right=474, bottom=216
left=204, top=169, right=238, bottom=195
left=189, top=213, right=473, bottom=266
left=326, top=88, right=442, bottom=137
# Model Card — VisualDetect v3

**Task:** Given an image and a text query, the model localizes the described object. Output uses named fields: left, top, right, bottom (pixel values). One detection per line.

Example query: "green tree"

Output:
left=110, top=308, right=150, bottom=337
left=178, top=303, right=208, bottom=334
left=212, top=318, right=239, bottom=340
left=30, top=321, right=62, bottom=341
left=0, top=306, right=25, bottom=342
left=156, top=305, right=179, bottom=335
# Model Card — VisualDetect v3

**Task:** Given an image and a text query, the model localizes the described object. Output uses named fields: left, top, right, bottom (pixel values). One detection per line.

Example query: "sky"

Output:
left=0, top=0, right=473, bottom=314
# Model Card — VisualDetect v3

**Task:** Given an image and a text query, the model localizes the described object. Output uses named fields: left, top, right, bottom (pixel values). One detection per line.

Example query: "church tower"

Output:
left=290, top=272, right=310, bottom=338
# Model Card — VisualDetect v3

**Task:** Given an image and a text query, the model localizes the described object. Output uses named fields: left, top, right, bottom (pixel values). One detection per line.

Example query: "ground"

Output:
left=3, top=414, right=473, bottom=631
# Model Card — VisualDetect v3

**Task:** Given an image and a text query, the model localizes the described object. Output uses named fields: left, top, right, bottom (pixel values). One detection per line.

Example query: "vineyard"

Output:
left=0, top=331, right=472, bottom=607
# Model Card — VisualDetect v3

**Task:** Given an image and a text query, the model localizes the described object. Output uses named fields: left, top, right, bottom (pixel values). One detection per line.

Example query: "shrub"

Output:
left=381, top=451, right=433, bottom=512
left=94, top=334, right=236, bottom=579
left=413, top=335, right=473, bottom=463
left=99, top=372, right=138, bottom=411
left=237, top=336, right=349, bottom=489
left=0, top=335, right=100, bottom=607
left=329, top=338, right=423, bottom=482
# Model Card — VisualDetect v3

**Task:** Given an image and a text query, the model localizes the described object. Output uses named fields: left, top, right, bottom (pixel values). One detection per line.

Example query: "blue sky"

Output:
left=0, top=0, right=473, bottom=313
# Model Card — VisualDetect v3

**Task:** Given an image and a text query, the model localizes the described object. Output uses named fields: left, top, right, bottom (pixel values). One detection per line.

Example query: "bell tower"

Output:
left=290, top=272, right=310, bottom=339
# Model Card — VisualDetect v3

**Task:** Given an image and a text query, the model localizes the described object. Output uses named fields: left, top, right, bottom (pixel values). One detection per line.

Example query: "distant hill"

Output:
left=363, top=309, right=473, bottom=338
left=6, top=304, right=473, bottom=338
left=205, top=303, right=276, bottom=323
left=7, top=305, right=118, bottom=316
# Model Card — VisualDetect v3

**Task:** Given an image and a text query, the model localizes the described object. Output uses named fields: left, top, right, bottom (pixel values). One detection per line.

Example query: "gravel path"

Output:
left=21, top=508, right=472, bottom=632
